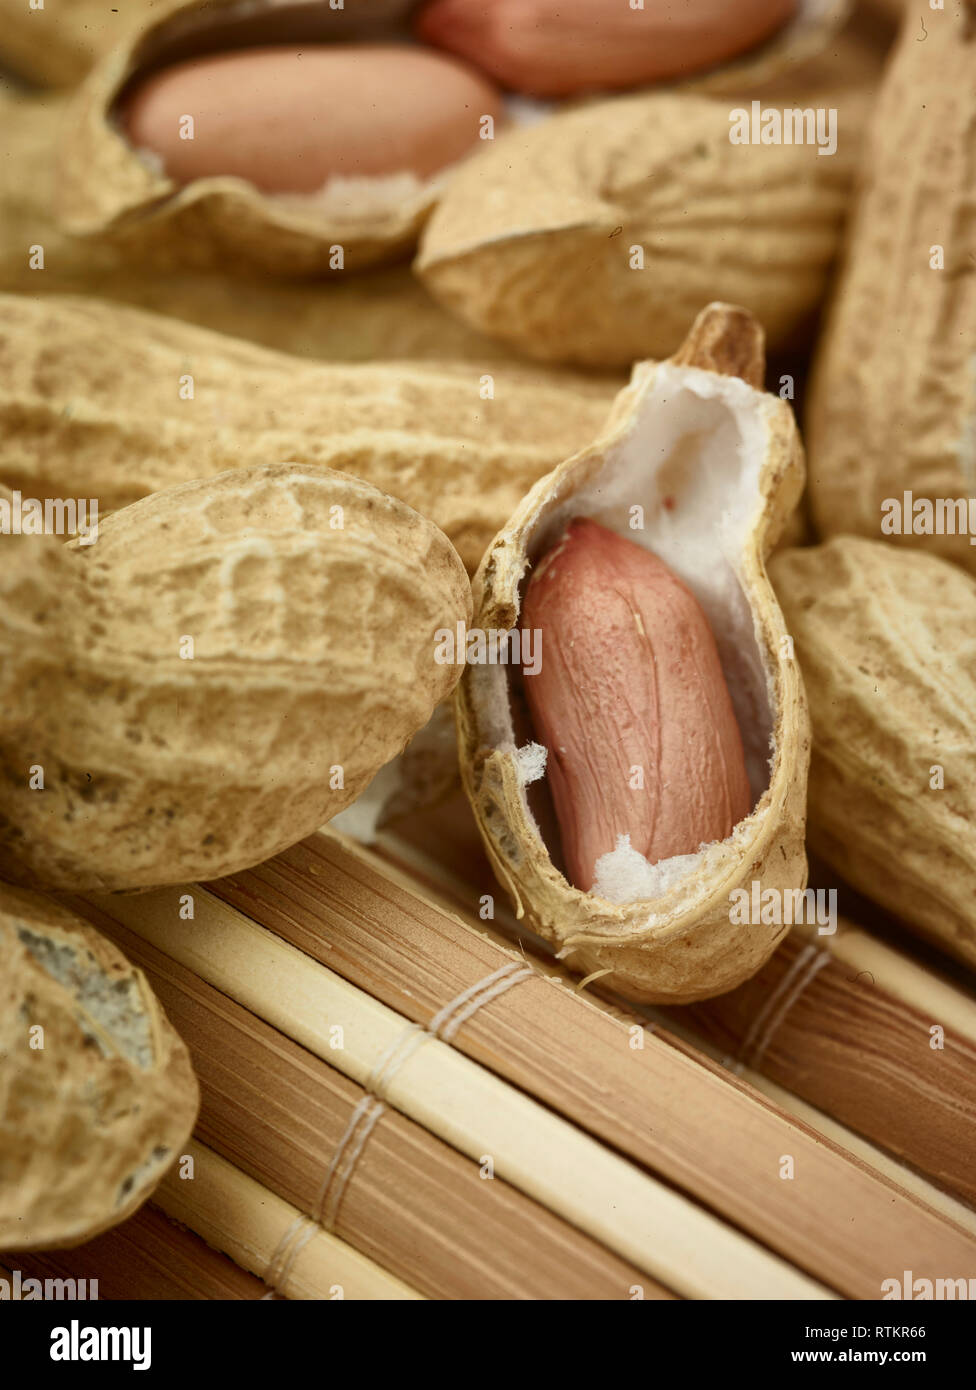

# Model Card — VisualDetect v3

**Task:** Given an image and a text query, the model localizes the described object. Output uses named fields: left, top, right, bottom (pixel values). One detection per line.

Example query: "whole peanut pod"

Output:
left=0, top=464, right=471, bottom=892
left=522, top=519, right=751, bottom=892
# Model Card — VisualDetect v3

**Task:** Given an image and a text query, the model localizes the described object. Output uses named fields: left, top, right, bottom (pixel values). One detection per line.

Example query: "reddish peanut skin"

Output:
left=522, top=519, right=751, bottom=892
left=120, top=44, right=502, bottom=191
left=416, top=0, right=798, bottom=98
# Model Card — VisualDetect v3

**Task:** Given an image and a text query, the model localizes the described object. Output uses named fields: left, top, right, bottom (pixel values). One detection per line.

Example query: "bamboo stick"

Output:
left=737, top=1074, right=976, bottom=1240
left=2, top=1202, right=267, bottom=1300
left=379, top=795, right=976, bottom=1212
left=76, top=899, right=667, bottom=1301
left=154, top=1141, right=421, bottom=1301
left=668, top=920, right=976, bottom=1207
left=85, top=883, right=831, bottom=1300
left=203, top=831, right=976, bottom=1296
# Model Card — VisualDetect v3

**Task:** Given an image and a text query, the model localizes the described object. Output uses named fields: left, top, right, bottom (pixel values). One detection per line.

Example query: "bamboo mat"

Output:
left=17, top=800, right=973, bottom=1300
left=669, top=920, right=976, bottom=1207
left=84, top=880, right=827, bottom=1300
left=735, top=1073, right=976, bottom=1239
left=157, top=1141, right=421, bottom=1301
left=196, top=832, right=974, bottom=1294
left=380, top=791, right=976, bottom=1212
left=3, top=1203, right=266, bottom=1300
left=77, top=898, right=665, bottom=1301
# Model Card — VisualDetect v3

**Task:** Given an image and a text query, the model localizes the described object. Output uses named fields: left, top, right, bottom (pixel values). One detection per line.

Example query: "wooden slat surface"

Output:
left=671, top=931, right=976, bottom=1206
left=207, top=830, right=976, bottom=1299
left=78, top=900, right=664, bottom=1302
left=2, top=1202, right=266, bottom=1300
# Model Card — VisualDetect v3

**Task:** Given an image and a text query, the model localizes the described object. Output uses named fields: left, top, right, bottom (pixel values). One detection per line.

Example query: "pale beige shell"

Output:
left=0, top=464, right=471, bottom=891
left=457, top=305, right=810, bottom=1005
left=771, top=537, right=976, bottom=971
left=415, top=90, right=857, bottom=368
left=0, top=293, right=615, bottom=576
left=0, top=881, right=198, bottom=1249
left=55, top=0, right=851, bottom=273
left=0, top=0, right=147, bottom=87
left=807, top=2, right=976, bottom=576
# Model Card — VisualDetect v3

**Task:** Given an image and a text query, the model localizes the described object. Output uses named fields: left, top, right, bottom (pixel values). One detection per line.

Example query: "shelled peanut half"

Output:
left=457, top=303, right=810, bottom=1006
left=54, top=0, right=851, bottom=278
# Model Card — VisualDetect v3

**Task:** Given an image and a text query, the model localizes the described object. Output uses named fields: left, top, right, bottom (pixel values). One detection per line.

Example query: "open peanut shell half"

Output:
left=59, top=0, right=464, bottom=274
left=456, top=304, right=810, bottom=1005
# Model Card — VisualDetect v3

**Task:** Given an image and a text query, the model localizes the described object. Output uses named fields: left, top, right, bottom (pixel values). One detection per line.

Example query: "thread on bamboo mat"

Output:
left=313, top=964, right=534, bottom=1221
left=427, top=961, right=534, bottom=1042
left=368, top=1021, right=433, bottom=1099
left=262, top=1213, right=320, bottom=1298
left=263, top=961, right=538, bottom=1283
left=735, top=944, right=832, bottom=1072
left=315, top=1094, right=387, bottom=1231
left=366, top=963, right=535, bottom=1100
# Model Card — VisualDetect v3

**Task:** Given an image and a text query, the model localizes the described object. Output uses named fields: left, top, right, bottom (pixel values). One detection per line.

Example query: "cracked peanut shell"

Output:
left=457, top=304, right=810, bottom=1005
left=58, top=0, right=491, bottom=274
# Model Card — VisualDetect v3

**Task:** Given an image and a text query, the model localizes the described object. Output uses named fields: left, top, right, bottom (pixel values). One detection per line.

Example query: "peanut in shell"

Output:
left=0, top=881, right=198, bottom=1249
left=0, top=464, right=471, bottom=892
left=0, top=293, right=615, bottom=577
left=416, top=91, right=857, bottom=368
left=457, top=304, right=810, bottom=1005
left=807, top=1, right=976, bottom=576
left=771, top=536, right=976, bottom=971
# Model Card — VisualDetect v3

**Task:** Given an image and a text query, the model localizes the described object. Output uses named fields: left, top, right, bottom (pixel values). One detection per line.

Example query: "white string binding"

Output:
left=736, top=943, right=832, bottom=1072
left=316, top=1095, right=387, bottom=1231
left=261, top=959, right=537, bottom=1294
left=262, top=1214, right=319, bottom=1299
left=428, top=961, right=535, bottom=1042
